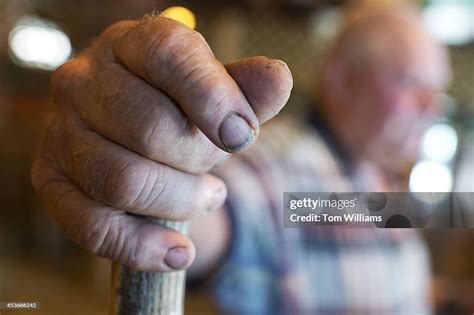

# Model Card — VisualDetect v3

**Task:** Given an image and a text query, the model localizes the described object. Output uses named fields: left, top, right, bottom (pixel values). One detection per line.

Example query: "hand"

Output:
left=31, top=16, right=293, bottom=272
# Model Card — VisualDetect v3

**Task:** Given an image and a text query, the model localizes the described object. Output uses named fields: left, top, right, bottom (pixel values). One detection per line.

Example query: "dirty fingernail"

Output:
left=165, top=247, right=190, bottom=270
left=218, top=113, right=255, bottom=153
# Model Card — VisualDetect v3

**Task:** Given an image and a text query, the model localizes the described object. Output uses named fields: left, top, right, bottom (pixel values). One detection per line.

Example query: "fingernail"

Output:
left=165, top=247, right=190, bottom=270
left=218, top=112, right=255, bottom=153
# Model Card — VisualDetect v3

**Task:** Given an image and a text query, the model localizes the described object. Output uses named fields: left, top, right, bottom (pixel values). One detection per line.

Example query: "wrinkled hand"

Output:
left=31, top=16, right=292, bottom=272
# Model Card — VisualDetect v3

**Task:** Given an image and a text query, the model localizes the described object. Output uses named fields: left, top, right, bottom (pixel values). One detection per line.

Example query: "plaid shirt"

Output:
left=207, top=115, right=432, bottom=315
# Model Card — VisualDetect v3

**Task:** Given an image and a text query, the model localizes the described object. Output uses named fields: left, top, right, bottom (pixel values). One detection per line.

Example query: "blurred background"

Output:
left=0, top=0, right=473, bottom=314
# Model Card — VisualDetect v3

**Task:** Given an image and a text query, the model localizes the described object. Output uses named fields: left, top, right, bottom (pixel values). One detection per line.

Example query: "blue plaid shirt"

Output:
left=208, top=115, right=432, bottom=315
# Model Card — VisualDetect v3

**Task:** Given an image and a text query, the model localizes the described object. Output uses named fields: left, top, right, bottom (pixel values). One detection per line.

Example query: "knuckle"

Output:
left=78, top=214, right=114, bottom=256
left=147, top=25, right=188, bottom=71
left=135, top=107, right=166, bottom=157
left=50, top=59, right=85, bottom=105
left=92, top=218, right=168, bottom=270
left=188, top=71, right=229, bottom=110
left=144, top=22, right=208, bottom=82
left=81, top=215, right=136, bottom=267
left=146, top=166, right=173, bottom=214
left=102, top=20, right=134, bottom=40
left=191, top=31, right=208, bottom=46
left=98, top=20, right=136, bottom=53
left=122, top=235, right=149, bottom=270
left=102, top=159, right=150, bottom=208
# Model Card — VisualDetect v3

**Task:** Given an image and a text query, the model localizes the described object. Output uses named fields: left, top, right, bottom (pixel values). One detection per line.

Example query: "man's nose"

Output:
left=417, top=87, right=440, bottom=112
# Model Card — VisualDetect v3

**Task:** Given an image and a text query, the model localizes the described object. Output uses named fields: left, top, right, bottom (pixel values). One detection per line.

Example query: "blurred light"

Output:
left=162, top=6, right=196, bottom=30
left=9, top=16, right=72, bottom=71
left=422, top=2, right=474, bottom=46
left=309, top=7, right=342, bottom=41
left=421, top=123, right=458, bottom=163
left=409, top=161, right=453, bottom=192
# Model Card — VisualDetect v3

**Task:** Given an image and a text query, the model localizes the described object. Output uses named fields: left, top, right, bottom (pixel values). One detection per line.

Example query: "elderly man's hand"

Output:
left=31, top=17, right=292, bottom=272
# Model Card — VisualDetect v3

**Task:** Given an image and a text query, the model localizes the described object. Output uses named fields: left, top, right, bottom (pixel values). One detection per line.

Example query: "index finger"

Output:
left=102, top=17, right=259, bottom=153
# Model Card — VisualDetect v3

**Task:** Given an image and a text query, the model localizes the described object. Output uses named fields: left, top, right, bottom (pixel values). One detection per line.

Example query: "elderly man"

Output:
left=32, top=6, right=450, bottom=315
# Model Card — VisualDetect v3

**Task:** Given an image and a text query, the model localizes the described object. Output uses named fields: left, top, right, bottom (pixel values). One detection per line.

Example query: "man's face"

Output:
left=344, top=46, right=448, bottom=168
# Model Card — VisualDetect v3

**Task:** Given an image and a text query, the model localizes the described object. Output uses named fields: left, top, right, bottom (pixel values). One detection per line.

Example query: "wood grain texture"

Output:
left=110, top=220, right=189, bottom=315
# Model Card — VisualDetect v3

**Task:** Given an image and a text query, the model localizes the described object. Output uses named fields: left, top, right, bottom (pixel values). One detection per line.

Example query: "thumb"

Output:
left=225, top=56, right=293, bottom=124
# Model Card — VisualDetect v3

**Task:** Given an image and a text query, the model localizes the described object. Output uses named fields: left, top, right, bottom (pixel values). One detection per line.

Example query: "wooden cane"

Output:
left=109, top=220, right=190, bottom=315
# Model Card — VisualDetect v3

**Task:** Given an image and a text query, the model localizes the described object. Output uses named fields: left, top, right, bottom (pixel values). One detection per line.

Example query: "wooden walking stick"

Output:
left=110, top=220, right=190, bottom=315
left=109, top=7, right=197, bottom=315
